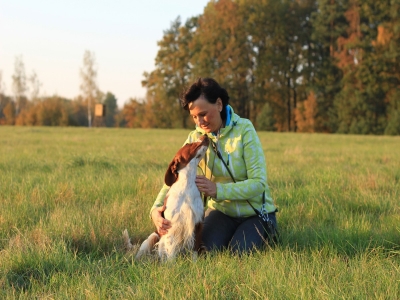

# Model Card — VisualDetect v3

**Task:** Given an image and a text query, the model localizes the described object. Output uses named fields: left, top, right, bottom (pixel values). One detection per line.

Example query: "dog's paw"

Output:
left=197, top=243, right=208, bottom=256
left=135, top=232, right=160, bottom=260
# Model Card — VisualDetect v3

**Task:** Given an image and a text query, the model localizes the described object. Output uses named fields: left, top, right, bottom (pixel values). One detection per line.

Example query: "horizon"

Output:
left=0, top=0, right=209, bottom=108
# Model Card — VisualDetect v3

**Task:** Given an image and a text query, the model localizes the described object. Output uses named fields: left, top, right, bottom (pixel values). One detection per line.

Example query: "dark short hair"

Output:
left=181, top=78, right=230, bottom=120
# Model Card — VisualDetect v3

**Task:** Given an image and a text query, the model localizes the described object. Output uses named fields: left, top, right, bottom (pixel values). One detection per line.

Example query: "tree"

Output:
left=243, top=0, right=287, bottom=126
left=0, top=70, right=17, bottom=125
left=142, top=16, right=198, bottom=128
left=0, top=70, right=8, bottom=123
left=294, top=91, right=317, bottom=133
left=311, top=0, right=350, bottom=132
left=369, top=1, right=400, bottom=135
left=12, top=55, right=28, bottom=116
left=29, top=70, right=42, bottom=103
left=80, top=50, right=98, bottom=127
left=0, top=70, right=5, bottom=94
left=103, top=92, right=117, bottom=127
left=333, top=0, right=398, bottom=134
left=256, top=102, right=276, bottom=131
left=191, top=0, right=253, bottom=119
left=37, top=96, right=69, bottom=126
left=138, top=0, right=398, bottom=134
left=384, top=90, right=400, bottom=135
left=122, top=98, right=147, bottom=128
left=70, top=96, right=89, bottom=126
left=2, top=101, right=16, bottom=125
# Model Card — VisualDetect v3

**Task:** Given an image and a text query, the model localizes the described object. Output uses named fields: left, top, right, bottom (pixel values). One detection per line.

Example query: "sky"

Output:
left=0, top=0, right=209, bottom=108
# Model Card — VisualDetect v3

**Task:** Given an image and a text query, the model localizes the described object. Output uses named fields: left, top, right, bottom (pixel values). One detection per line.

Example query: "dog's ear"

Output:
left=164, top=158, right=179, bottom=186
left=164, top=143, right=194, bottom=186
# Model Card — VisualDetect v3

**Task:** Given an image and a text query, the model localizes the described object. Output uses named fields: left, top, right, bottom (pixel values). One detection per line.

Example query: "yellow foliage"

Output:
left=2, top=102, right=15, bottom=125
left=372, top=25, right=393, bottom=47
left=294, top=91, right=317, bottom=133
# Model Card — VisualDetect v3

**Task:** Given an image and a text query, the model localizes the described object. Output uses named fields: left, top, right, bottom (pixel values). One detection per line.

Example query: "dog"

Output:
left=124, top=135, right=209, bottom=261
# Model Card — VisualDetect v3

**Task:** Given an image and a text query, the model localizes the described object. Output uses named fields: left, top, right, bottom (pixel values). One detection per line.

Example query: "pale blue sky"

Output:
left=0, top=0, right=209, bottom=107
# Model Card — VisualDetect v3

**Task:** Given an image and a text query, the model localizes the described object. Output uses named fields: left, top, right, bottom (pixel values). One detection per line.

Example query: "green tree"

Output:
left=242, top=0, right=317, bottom=130
left=103, top=92, right=117, bottom=127
left=191, top=0, right=253, bottom=119
left=384, top=90, right=400, bottom=135
left=37, top=96, right=69, bottom=126
left=69, top=96, right=89, bottom=126
left=139, top=0, right=398, bottom=134
left=143, top=16, right=198, bottom=128
left=369, top=1, right=400, bottom=135
left=311, top=0, right=350, bottom=132
left=256, top=102, right=276, bottom=131
left=333, top=0, right=399, bottom=134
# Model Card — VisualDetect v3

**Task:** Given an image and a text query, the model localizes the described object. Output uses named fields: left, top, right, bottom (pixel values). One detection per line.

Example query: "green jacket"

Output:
left=151, top=105, right=276, bottom=218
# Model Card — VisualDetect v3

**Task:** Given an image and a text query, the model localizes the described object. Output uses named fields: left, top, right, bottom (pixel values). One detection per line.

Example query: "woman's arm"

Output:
left=215, top=122, right=267, bottom=201
left=149, top=184, right=171, bottom=235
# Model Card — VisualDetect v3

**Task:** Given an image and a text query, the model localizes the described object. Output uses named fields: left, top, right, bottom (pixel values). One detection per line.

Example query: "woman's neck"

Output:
left=213, top=119, right=225, bottom=135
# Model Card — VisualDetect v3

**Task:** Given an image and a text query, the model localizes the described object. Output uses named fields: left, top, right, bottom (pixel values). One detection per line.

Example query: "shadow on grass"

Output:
left=64, top=236, right=117, bottom=259
left=277, top=224, right=400, bottom=257
left=67, top=156, right=116, bottom=170
left=61, top=219, right=399, bottom=261
left=6, top=260, right=67, bottom=291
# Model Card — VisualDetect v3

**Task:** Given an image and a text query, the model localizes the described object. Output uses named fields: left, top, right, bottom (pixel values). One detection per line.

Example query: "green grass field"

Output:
left=1, top=126, right=399, bottom=299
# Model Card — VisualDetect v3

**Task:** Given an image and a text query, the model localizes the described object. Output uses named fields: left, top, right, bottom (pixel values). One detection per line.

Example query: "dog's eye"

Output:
left=196, top=154, right=202, bottom=158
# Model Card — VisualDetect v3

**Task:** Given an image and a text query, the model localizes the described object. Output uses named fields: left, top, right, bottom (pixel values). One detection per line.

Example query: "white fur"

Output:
left=134, top=232, right=159, bottom=258
left=157, top=154, right=205, bottom=260
left=133, top=139, right=208, bottom=261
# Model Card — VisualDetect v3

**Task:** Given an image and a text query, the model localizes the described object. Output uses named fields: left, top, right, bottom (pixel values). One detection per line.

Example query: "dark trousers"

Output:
left=202, top=208, right=277, bottom=254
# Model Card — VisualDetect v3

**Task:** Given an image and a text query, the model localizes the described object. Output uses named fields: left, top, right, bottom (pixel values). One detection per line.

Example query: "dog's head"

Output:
left=164, top=135, right=209, bottom=186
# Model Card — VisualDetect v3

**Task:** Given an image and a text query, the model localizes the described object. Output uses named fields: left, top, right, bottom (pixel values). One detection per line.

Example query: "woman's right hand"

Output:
left=151, top=205, right=172, bottom=236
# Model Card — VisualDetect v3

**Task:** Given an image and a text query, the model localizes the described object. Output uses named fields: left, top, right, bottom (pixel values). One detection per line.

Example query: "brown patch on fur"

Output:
left=194, top=222, right=207, bottom=255
left=164, top=135, right=209, bottom=186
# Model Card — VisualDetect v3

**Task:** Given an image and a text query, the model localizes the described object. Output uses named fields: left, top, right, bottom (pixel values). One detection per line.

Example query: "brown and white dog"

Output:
left=124, top=135, right=209, bottom=261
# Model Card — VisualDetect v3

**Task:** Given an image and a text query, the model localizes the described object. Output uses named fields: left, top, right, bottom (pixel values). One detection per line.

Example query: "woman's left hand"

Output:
left=195, top=175, right=217, bottom=198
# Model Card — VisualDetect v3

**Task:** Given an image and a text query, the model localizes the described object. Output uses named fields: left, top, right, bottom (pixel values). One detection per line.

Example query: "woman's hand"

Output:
left=195, top=175, right=217, bottom=198
left=151, top=205, right=171, bottom=236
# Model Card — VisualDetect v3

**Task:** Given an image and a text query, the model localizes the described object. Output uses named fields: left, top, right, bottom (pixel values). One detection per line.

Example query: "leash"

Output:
left=210, top=139, right=279, bottom=243
left=210, top=140, right=266, bottom=218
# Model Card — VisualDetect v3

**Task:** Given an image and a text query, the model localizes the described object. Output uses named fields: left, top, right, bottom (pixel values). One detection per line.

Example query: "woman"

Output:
left=150, top=77, right=278, bottom=254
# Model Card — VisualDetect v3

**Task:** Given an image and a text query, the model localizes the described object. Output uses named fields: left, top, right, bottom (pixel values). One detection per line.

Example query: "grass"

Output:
left=0, top=126, right=399, bottom=299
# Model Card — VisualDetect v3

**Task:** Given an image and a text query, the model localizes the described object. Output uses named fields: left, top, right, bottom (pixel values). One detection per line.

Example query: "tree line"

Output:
left=1, top=0, right=399, bottom=134
left=0, top=52, right=120, bottom=127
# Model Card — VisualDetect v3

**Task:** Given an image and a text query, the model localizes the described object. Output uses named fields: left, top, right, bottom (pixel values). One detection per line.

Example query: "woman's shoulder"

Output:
left=231, top=114, right=256, bottom=131
left=184, top=129, right=203, bottom=144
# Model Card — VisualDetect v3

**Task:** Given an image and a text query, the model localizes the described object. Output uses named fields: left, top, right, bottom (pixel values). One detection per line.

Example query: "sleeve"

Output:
left=149, top=184, right=170, bottom=217
left=215, top=122, right=267, bottom=201
left=183, top=130, right=202, bottom=145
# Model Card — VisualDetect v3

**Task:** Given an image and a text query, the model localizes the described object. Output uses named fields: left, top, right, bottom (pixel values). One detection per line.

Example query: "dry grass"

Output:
left=0, top=126, right=399, bottom=299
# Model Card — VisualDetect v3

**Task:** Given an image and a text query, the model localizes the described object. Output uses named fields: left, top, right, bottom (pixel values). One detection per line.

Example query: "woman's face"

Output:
left=188, top=96, right=223, bottom=133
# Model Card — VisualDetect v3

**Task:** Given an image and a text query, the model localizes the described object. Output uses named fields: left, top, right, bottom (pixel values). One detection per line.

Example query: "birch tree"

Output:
left=29, top=70, right=42, bottom=102
left=12, top=55, right=27, bottom=115
left=80, top=50, right=98, bottom=127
